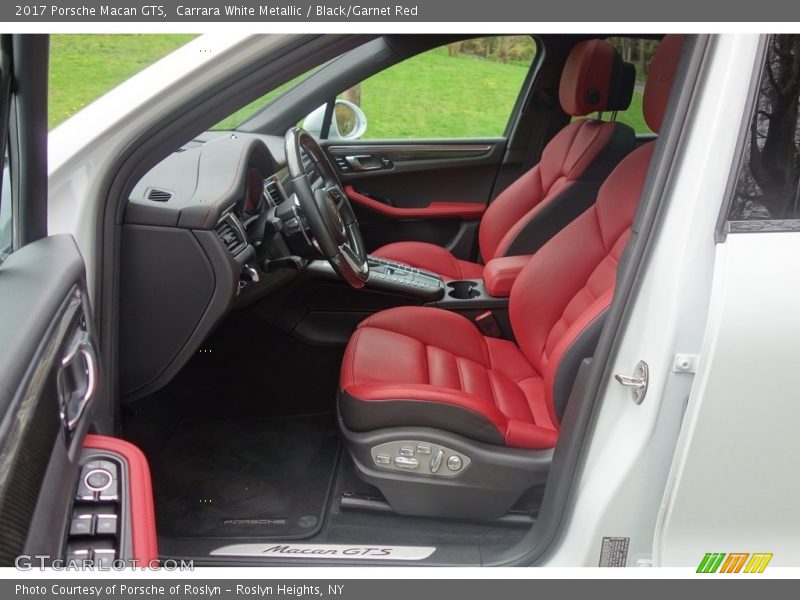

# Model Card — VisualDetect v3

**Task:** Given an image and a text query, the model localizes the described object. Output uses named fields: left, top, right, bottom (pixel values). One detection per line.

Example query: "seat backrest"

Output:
left=508, top=34, right=686, bottom=424
left=478, top=39, right=637, bottom=262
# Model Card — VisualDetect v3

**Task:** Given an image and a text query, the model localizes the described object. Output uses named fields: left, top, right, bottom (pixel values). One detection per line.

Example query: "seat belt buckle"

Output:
left=475, top=310, right=502, bottom=338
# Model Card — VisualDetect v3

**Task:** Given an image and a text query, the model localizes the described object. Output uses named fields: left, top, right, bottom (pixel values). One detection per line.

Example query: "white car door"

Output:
left=656, top=33, right=800, bottom=569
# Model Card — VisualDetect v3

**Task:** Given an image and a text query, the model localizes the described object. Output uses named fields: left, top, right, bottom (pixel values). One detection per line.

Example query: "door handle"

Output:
left=58, top=332, right=98, bottom=432
left=345, top=155, right=383, bottom=172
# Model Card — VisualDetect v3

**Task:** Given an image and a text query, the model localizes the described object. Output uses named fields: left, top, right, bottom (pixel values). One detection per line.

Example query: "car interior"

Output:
left=88, top=33, right=688, bottom=565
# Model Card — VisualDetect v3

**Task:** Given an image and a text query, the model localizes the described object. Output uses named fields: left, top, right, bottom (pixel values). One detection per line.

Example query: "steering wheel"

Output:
left=284, top=127, right=368, bottom=288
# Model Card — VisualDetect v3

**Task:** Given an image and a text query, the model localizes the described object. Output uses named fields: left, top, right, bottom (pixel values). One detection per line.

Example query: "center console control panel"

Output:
left=366, top=256, right=444, bottom=301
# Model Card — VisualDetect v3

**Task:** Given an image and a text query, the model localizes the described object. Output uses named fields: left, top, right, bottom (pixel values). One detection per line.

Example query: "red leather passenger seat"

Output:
left=340, top=36, right=685, bottom=450
left=371, top=38, right=638, bottom=279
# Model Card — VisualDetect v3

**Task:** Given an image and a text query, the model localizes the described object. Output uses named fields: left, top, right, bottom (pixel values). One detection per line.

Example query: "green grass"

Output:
left=49, top=34, right=196, bottom=129
left=48, top=36, right=652, bottom=136
left=355, top=46, right=531, bottom=139
left=615, top=90, right=651, bottom=134
left=211, top=69, right=322, bottom=131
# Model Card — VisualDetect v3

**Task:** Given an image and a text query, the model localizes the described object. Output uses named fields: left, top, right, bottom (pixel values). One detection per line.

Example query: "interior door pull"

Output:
left=345, top=155, right=383, bottom=171
left=58, top=332, right=98, bottom=431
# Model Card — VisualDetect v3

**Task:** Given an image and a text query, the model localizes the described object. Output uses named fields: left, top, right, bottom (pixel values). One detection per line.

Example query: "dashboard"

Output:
left=121, top=132, right=303, bottom=402
left=127, top=131, right=289, bottom=233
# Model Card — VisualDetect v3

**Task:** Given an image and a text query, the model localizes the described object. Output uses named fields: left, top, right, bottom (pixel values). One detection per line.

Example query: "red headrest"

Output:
left=643, top=35, right=686, bottom=133
left=559, top=39, right=636, bottom=117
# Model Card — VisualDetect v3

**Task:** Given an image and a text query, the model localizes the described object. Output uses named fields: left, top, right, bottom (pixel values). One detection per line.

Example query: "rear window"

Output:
left=606, top=36, right=659, bottom=135
left=728, top=34, right=800, bottom=223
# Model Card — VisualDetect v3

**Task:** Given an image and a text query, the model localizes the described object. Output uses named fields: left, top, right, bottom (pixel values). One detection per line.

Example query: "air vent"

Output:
left=215, top=214, right=248, bottom=256
left=263, top=179, right=284, bottom=206
left=146, top=188, right=173, bottom=202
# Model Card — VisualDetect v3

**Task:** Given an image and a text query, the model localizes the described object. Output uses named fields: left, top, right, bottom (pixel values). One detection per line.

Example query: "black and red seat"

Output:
left=337, top=36, right=685, bottom=519
left=370, top=38, right=637, bottom=280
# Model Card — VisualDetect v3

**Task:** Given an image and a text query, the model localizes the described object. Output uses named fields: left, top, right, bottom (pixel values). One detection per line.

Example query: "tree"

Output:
left=342, top=84, right=361, bottom=106
left=733, top=34, right=800, bottom=220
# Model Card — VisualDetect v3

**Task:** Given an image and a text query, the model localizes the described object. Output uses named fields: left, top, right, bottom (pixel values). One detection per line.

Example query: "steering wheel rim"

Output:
left=284, top=127, right=368, bottom=288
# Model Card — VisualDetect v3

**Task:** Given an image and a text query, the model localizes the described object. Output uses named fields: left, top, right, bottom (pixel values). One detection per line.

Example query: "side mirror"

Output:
left=303, top=99, right=367, bottom=141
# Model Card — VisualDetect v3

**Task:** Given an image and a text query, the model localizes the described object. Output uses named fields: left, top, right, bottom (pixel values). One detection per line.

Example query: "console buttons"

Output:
left=94, top=550, right=116, bottom=569
left=70, top=514, right=94, bottom=536
left=333, top=156, right=352, bottom=173
left=85, top=460, right=118, bottom=479
left=375, top=454, right=391, bottom=465
left=447, top=456, right=463, bottom=472
left=98, top=479, right=120, bottom=502
left=416, top=444, right=432, bottom=455
left=84, top=469, right=113, bottom=492
left=95, top=514, right=118, bottom=536
left=75, top=480, right=96, bottom=502
left=68, top=454, right=124, bottom=568
left=91, top=540, right=116, bottom=568
left=394, top=456, right=420, bottom=469
left=399, top=447, right=415, bottom=457
left=430, top=449, right=444, bottom=473
left=65, top=546, right=91, bottom=564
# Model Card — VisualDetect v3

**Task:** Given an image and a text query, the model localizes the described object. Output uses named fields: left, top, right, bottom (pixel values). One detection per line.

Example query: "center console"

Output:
left=362, top=257, right=514, bottom=338
left=301, top=255, right=516, bottom=344
left=366, top=256, right=444, bottom=301
left=362, top=257, right=510, bottom=308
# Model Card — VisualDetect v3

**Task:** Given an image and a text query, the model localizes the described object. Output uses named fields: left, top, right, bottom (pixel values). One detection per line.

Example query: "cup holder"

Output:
left=447, top=280, right=480, bottom=300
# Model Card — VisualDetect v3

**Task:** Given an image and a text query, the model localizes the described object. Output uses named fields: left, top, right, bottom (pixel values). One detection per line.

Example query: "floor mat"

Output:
left=150, top=413, right=339, bottom=539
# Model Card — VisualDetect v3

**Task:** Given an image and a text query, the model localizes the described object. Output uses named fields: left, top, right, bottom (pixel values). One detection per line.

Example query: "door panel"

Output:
left=324, top=139, right=506, bottom=257
left=0, top=234, right=98, bottom=563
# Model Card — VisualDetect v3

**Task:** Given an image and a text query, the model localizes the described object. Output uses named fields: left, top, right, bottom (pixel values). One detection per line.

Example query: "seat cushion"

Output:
left=340, top=306, right=560, bottom=449
left=371, top=241, right=484, bottom=280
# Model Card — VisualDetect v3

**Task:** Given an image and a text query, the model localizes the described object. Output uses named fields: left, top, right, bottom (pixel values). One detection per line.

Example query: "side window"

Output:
left=729, top=34, right=800, bottom=222
left=606, top=37, right=659, bottom=135
left=0, top=146, right=10, bottom=262
left=341, top=36, right=537, bottom=139
left=1, top=42, right=12, bottom=264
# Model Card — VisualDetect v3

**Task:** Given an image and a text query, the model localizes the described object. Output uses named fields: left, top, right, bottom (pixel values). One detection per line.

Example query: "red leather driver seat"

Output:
left=370, top=38, right=637, bottom=279
left=337, top=36, right=685, bottom=520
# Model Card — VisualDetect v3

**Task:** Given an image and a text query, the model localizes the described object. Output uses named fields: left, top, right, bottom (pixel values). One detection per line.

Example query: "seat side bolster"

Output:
left=505, top=420, right=560, bottom=450
left=339, top=387, right=508, bottom=446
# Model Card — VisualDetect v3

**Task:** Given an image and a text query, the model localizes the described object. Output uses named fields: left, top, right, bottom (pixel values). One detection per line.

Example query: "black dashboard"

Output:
left=126, top=131, right=289, bottom=231
left=120, top=132, right=299, bottom=402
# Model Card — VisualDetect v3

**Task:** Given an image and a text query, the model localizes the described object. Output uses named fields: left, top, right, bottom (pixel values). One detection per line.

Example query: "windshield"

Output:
left=211, top=64, right=326, bottom=131
left=49, top=34, right=196, bottom=130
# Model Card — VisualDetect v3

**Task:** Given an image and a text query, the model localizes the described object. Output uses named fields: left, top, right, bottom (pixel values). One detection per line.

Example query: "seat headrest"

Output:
left=643, top=35, right=686, bottom=133
left=559, top=39, right=636, bottom=117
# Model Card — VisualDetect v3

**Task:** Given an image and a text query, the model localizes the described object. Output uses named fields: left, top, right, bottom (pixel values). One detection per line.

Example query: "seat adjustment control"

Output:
left=371, top=441, right=470, bottom=477
left=430, top=450, right=444, bottom=473
left=447, top=456, right=463, bottom=471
